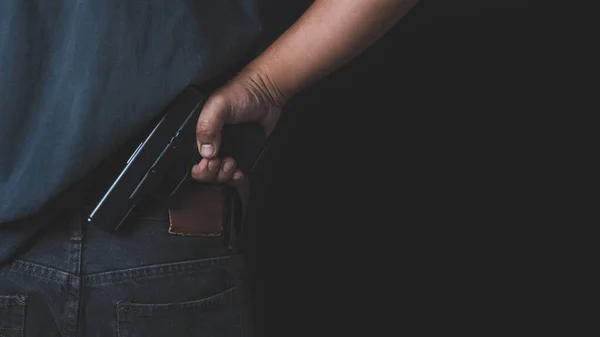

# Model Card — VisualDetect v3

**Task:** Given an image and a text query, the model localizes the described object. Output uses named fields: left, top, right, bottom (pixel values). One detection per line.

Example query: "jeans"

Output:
left=0, top=198, right=253, bottom=336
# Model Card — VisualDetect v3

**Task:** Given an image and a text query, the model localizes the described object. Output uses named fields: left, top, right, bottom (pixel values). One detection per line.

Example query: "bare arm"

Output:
left=245, top=0, right=419, bottom=105
left=194, top=0, right=418, bottom=180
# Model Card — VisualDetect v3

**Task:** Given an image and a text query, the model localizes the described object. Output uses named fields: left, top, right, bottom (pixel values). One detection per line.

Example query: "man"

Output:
left=0, top=0, right=418, bottom=335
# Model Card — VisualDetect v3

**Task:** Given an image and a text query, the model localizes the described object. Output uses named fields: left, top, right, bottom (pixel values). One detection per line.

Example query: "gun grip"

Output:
left=153, top=123, right=266, bottom=200
left=219, top=123, right=266, bottom=175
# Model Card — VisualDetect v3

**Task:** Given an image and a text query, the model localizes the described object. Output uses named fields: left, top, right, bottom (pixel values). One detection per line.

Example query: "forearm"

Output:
left=245, top=0, right=419, bottom=105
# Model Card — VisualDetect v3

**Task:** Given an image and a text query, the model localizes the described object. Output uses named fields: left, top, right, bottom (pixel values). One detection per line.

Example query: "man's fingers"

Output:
left=191, top=157, right=244, bottom=185
left=191, top=158, right=220, bottom=182
left=216, top=157, right=236, bottom=184
left=196, top=95, right=229, bottom=159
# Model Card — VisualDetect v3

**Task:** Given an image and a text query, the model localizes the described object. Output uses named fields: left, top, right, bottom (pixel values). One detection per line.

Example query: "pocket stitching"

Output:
left=116, top=286, right=236, bottom=315
left=116, top=287, right=240, bottom=337
left=0, top=295, right=26, bottom=307
left=0, top=295, right=26, bottom=335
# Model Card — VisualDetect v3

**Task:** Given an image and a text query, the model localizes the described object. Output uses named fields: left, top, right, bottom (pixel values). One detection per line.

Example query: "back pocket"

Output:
left=0, top=295, right=25, bottom=337
left=116, top=287, right=242, bottom=337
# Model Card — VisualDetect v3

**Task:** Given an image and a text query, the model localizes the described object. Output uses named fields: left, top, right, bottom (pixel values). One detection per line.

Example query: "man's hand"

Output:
left=191, top=0, right=418, bottom=185
left=191, top=68, right=285, bottom=184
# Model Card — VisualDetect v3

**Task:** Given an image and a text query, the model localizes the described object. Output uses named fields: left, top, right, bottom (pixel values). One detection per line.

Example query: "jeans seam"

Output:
left=82, top=255, right=236, bottom=286
left=63, top=211, right=83, bottom=337
left=118, top=287, right=236, bottom=313
left=1, top=260, right=70, bottom=283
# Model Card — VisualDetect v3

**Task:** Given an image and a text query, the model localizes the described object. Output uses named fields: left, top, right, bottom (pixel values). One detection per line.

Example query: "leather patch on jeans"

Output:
left=167, top=183, right=223, bottom=236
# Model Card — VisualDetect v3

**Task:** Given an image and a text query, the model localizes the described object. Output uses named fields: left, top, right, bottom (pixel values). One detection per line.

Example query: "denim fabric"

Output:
left=0, top=199, right=252, bottom=336
left=0, top=0, right=262, bottom=223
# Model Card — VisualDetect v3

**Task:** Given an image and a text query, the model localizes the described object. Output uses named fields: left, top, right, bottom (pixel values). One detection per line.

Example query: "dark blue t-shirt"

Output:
left=0, top=0, right=261, bottom=260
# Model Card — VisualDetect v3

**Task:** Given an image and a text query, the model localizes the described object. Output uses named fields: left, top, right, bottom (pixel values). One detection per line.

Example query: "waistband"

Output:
left=11, top=207, right=237, bottom=276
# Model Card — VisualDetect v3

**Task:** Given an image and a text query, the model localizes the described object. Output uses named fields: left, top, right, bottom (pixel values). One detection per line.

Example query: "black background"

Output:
left=243, top=1, right=550, bottom=335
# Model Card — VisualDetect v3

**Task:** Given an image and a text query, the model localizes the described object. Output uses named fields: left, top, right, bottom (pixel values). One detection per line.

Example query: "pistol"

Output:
left=87, top=86, right=265, bottom=232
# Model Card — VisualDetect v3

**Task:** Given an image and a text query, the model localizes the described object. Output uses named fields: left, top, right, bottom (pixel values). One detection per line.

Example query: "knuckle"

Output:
left=208, top=94, right=228, bottom=110
left=191, top=168, right=208, bottom=181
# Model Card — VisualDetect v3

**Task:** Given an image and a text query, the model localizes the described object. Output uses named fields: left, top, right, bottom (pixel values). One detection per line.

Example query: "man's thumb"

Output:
left=196, top=95, right=230, bottom=159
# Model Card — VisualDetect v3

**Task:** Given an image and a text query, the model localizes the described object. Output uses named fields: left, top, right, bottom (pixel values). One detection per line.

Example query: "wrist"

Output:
left=238, top=65, right=290, bottom=109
